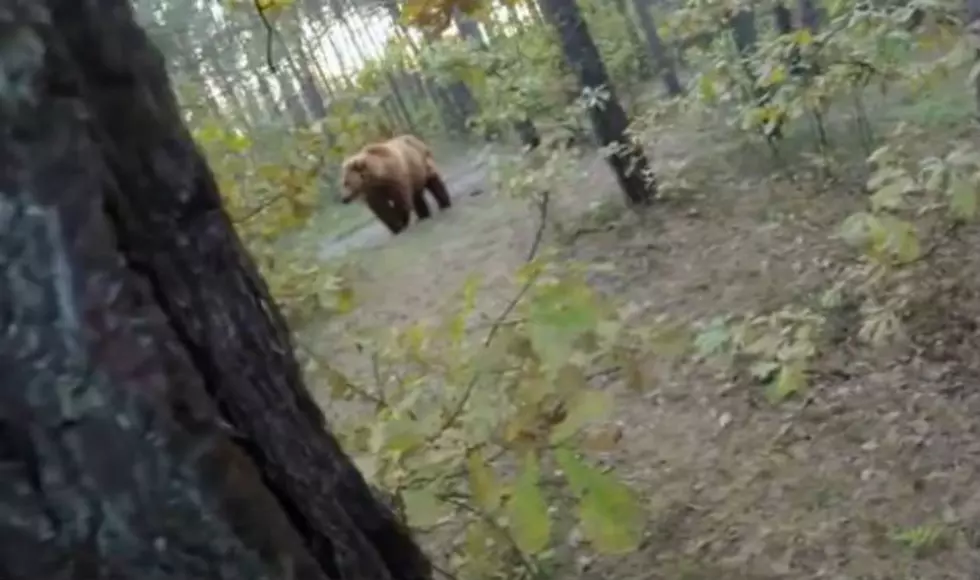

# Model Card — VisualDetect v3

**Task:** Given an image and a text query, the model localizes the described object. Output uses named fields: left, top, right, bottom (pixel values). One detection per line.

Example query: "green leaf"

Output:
left=839, top=212, right=872, bottom=248
left=379, top=416, right=426, bottom=454
left=749, top=360, right=780, bottom=381
left=555, top=449, right=644, bottom=554
left=401, top=488, right=449, bottom=529
left=698, top=74, right=718, bottom=103
left=693, top=316, right=730, bottom=356
left=876, top=215, right=921, bottom=264
left=527, top=281, right=599, bottom=368
left=948, top=176, right=978, bottom=221
left=506, top=453, right=551, bottom=555
left=766, top=361, right=806, bottom=403
left=468, top=451, right=501, bottom=511
left=550, top=389, right=614, bottom=444
left=869, top=180, right=909, bottom=212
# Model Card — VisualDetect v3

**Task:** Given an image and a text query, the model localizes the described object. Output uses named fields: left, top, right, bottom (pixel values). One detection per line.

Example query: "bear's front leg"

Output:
left=367, top=195, right=409, bottom=234
left=412, top=188, right=432, bottom=220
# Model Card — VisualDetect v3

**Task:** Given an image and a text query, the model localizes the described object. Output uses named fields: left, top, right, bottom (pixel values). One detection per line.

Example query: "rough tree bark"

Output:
left=537, top=0, right=656, bottom=203
left=0, top=1, right=432, bottom=579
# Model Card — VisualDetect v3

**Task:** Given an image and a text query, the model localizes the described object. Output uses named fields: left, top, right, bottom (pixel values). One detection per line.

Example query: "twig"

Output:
left=428, top=191, right=552, bottom=441
left=296, top=342, right=388, bottom=409
left=253, top=0, right=277, bottom=72
left=235, top=155, right=328, bottom=225
left=485, top=190, right=551, bottom=347
left=431, top=561, right=460, bottom=580
left=439, top=495, right=541, bottom=578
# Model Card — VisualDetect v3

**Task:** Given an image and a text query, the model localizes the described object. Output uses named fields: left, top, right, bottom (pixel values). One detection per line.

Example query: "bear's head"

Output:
left=340, top=154, right=378, bottom=204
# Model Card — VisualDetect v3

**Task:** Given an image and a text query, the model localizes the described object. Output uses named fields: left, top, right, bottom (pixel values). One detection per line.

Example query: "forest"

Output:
left=10, top=0, right=980, bottom=577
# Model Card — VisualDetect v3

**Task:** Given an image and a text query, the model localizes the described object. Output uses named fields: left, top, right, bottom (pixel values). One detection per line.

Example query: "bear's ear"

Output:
left=349, top=158, right=367, bottom=172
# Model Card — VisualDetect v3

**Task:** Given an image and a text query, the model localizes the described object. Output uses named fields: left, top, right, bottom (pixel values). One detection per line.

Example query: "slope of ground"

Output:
left=306, top=102, right=980, bottom=578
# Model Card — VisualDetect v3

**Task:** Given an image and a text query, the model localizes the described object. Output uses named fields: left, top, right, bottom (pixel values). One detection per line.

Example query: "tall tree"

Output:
left=798, top=0, right=821, bottom=31
left=453, top=9, right=542, bottom=148
left=536, top=0, right=656, bottom=203
left=631, top=0, right=683, bottom=96
left=0, top=1, right=432, bottom=579
left=967, top=0, right=980, bottom=117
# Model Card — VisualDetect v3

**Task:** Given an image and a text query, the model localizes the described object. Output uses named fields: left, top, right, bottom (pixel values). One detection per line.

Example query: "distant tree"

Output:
left=536, top=0, right=657, bottom=203
left=967, top=0, right=980, bottom=117
left=453, top=8, right=542, bottom=148
left=631, top=0, right=684, bottom=96
left=0, top=1, right=431, bottom=579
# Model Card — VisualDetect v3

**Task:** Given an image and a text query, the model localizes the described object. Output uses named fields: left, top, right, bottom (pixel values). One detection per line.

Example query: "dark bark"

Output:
left=798, top=0, right=821, bottom=31
left=728, top=8, right=758, bottom=60
left=773, top=3, right=793, bottom=35
left=632, top=0, right=683, bottom=96
left=0, top=2, right=432, bottom=579
left=538, top=0, right=655, bottom=203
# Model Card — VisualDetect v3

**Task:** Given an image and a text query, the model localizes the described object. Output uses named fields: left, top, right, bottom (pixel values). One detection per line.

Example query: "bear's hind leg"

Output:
left=425, top=173, right=452, bottom=210
left=412, top=189, right=432, bottom=220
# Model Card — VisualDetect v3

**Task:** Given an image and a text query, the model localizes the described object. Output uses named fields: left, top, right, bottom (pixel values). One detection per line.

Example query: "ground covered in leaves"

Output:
left=307, top=107, right=980, bottom=578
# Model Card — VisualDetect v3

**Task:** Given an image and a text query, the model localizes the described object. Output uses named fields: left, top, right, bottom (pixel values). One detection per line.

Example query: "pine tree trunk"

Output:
left=454, top=9, right=541, bottom=148
left=0, top=2, right=432, bottom=579
left=536, top=0, right=656, bottom=203
left=631, top=0, right=683, bottom=96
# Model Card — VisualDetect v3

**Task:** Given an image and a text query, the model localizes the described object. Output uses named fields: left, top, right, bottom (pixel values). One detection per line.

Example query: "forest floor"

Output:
left=305, top=85, right=980, bottom=578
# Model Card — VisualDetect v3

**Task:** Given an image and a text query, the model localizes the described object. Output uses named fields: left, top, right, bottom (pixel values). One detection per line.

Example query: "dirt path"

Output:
left=309, top=123, right=980, bottom=578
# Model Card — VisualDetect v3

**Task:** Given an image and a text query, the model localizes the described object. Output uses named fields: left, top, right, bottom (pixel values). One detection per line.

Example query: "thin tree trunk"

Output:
left=455, top=9, right=541, bottom=147
left=968, top=0, right=980, bottom=117
left=798, top=0, right=821, bottom=31
left=537, top=0, right=656, bottom=203
left=0, top=1, right=433, bottom=579
left=609, top=0, right=653, bottom=79
left=632, top=0, right=683, bottom=96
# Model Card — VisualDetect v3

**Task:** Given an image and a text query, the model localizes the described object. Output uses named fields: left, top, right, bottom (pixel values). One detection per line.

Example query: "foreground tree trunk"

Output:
left=537, top=0, right=656, bottom=203
left=0, top=2, right=432, bottom=579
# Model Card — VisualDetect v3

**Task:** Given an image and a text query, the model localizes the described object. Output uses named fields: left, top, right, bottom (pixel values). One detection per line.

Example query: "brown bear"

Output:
left=340, top=134, right=452, bottom=235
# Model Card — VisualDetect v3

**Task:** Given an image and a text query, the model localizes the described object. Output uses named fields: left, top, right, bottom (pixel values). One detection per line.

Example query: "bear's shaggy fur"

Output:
left=340, top=135, right=452, bottom=234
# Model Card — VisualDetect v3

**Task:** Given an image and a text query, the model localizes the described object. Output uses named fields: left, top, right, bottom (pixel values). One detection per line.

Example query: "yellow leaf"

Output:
left=767, top=361, right=806, bottom=403
left=793, top=28, right=813, bottom=47
left=698, top=74, right=718, bottom=103
left=869, top=181, right=909, bottom=212
left=550, top=389, right=614, bottom=444
left=505, top=453, right=551, bottom=555
left=334, top=286, right=356, bottom=314
left=381, top=416, right=425, bottom=454
left=762, top=65, right=787, bottom=88
left=401, top=488, right=449, bottom=528
left=467, top=450, right=501, bottom=511
left=948, top=176, right=978, bottom=221
left=324, top=365, right=354, bottom=399
left=555, top=449, right=644, bottom=554
left=875, top=216, right=921, bottom=264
